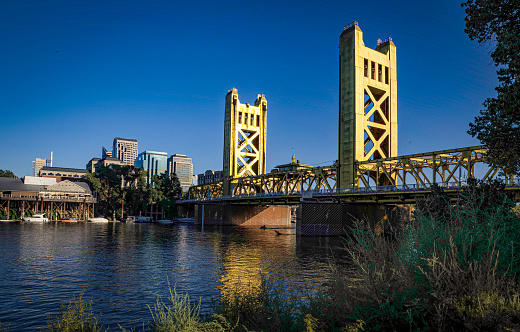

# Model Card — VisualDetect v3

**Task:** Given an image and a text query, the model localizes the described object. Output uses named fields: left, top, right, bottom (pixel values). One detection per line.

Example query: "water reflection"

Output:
left=0, top=222, right=348, bottom=330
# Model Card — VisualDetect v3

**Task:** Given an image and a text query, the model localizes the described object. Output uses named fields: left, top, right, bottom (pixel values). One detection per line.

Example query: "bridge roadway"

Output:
left=182, top=180, right=520, bottom=205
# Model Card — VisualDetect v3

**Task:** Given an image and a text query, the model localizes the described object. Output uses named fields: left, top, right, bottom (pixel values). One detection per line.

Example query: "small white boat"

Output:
left=88, top=217, right=109, bottom=223
left=174, top=217, right=194, bottom=223
left=135, top=216, right=152, bottom=223
left=157, top=219, right=173, bottom=225
left=23, top=214, right=49, bottom=222
left=124, top=216, right=136, bottom=223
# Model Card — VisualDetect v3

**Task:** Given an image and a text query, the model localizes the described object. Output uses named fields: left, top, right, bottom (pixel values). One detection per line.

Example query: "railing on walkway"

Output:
left=182, top=180, right=520, bottom=203
left=0, top=194, right=96, bottom=202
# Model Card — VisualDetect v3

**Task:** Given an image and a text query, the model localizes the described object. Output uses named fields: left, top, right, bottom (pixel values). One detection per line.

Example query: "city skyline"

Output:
left=1, top=0, right=498, bottom=178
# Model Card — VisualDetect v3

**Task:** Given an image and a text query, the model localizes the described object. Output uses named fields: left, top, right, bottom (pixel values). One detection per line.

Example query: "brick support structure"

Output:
left=195, top=204, right=291, bottom=227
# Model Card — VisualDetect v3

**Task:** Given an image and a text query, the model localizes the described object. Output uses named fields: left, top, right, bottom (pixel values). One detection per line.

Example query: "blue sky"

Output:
left=0, top=0, right=498, bottom=177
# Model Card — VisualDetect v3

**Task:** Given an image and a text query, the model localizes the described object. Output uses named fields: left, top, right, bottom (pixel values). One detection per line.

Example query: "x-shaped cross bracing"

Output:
left=364, top=87, right=390, bottom=160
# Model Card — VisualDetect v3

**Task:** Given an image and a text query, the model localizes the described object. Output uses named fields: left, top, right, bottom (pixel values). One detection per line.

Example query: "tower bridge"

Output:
left=184, top=23, right=519, bottom=235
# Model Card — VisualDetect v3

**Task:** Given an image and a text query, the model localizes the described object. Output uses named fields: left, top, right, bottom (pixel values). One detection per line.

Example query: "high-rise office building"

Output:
left=167, top=154, right=193, bottom=193
left=112, top=137, right=138, bottom=166
left=102, top=146, right=112, bottom=158
left=134, top=151, right=167, bottom=184
left=32, top=151, right=53, bottom=177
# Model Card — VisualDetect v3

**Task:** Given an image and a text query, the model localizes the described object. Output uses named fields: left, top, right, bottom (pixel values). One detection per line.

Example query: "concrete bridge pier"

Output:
left=194, top=203, right=291, bottom=227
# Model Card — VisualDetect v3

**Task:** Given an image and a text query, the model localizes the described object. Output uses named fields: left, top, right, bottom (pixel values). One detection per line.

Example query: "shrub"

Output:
left=212, top=274, right=300, bottom=331
left=44, top=292, right=106, bottom=332
left=146, top=286, right=234, bottom=332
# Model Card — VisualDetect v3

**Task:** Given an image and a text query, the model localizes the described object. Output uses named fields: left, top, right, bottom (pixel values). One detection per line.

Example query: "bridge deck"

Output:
left=183, top=181, right=520, bottom=205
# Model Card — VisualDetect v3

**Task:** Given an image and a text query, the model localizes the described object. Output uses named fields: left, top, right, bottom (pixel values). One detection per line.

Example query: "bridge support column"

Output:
left=338, top=23, right=397, bottom=188
left=195, top=204, right=291, bottom=227
left=299, top=202, right=411, bottom=236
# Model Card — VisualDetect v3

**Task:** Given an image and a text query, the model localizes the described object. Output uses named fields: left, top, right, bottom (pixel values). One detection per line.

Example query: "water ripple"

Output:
left=0, top=222, right=347, bottom=331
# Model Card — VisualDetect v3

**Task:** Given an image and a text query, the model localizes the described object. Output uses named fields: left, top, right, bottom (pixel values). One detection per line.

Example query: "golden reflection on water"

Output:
left=216, top=227, right=296, bottom=301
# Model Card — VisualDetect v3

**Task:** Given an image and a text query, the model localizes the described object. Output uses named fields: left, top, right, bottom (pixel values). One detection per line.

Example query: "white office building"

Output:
left=32, top=151, right=53, bottom=177
left=167, top=154, right=193, bottom=193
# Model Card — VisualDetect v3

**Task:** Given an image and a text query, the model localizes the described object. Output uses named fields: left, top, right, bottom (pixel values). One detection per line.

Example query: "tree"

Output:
left=151, top=172, right=181, bottom=218
left=463, top=0, right=520, bottom=175
left=85, top=166, right=122, bottom=219
left=86, top=167, right=180, bottom=220
left=0, top=169, right=17, bottom=178
left=86, top=165, right=148, bottom=220
left=119, top=166, right=148, bottom=218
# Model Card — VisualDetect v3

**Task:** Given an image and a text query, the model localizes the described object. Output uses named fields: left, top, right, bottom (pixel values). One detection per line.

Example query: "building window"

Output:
left=378, top=64, right=382, bottom=82
left=385, top=66, right=389, bottom=84
left=371, top=61, right=375, bottom=79
left=256, top=116, right=260, bottom=127
left=364, top=59, right=368, bottom=77
left=238, top=112, right=242, bottom=123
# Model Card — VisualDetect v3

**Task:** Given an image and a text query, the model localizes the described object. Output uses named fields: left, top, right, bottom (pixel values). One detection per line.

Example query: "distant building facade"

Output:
left=39, top=166, right=88, bottom=182
left=167, top=154, right=193, bottom=193
left=102, top=146, right=112, bottom=158
left=134, top=151, right=168, bottom=184
left=112, top=137, right=138, bottom=166
left=272, top=153, right=312, bottom=172
left=23, top=176, right=57, bottom=186
left=197, top=170, right=223, bottom=185
left=86, top=156, right=125, bottom=173
left=32, top=151, right=53, bottom=177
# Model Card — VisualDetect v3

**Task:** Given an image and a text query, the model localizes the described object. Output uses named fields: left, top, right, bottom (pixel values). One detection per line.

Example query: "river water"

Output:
left=0, top=222, right=349, bottom=331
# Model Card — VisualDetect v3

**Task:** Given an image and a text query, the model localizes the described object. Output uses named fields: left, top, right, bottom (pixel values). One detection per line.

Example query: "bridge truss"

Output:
left=188, top=146, right=513, bottom=200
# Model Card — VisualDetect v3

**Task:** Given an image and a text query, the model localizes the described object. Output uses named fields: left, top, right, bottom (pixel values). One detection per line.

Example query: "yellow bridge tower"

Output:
left=338, top=22, right=398, bottom=188
left=223, top=88, right=267, bottom=195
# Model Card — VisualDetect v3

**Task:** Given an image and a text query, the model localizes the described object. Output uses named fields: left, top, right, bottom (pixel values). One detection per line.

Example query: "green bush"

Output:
left=8, top=209, right=19, bottom=220
left=44, top=292, right=106, bottom=332
left=146, top=286, right=234, bottom=332
left=212, top=275, right=300, bottom=332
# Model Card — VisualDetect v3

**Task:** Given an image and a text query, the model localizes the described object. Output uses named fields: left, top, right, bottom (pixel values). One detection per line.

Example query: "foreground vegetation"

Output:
left=21, top=179, right=519, bottom=331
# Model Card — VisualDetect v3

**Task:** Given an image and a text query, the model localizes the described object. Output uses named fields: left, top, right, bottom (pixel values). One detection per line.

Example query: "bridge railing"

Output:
left=187, top=146, right=517, bottom=201
left=0, top=194, right=96, bottom=202
left=182, top=179, right=519, bottom=203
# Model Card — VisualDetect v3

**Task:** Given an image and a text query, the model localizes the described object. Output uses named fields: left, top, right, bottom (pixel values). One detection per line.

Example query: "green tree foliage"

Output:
left=86, top=167, right=181, bottom=220
left=151, top=173, right=181, bottom=218
left=0, top=169, right=17, bottom=178
left=463, top=0, right=520, bottom=175
left=85, top=165, right=148, bottom=219
left=119, top=166, right=148, bottom=218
